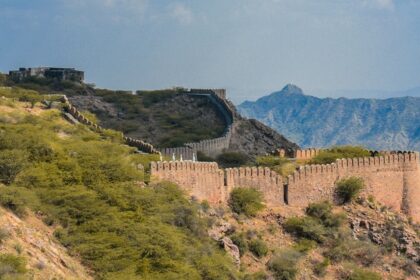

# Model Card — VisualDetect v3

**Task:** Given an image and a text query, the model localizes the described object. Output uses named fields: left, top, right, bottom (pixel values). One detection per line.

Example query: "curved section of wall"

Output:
left=61, top=96, right=160, bottom=155
left=160, top=88, right=236, bottom=159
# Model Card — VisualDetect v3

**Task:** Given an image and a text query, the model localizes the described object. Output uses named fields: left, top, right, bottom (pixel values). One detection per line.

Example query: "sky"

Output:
left=1, top=0, right=420, bottom=103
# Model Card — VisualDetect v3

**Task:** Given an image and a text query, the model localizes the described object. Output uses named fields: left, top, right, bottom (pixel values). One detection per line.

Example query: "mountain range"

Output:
left=238, top=84, right=420, bottom=151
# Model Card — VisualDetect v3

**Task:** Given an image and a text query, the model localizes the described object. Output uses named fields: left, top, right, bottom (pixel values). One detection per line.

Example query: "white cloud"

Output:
left=169, top=3, right=194, bottom=25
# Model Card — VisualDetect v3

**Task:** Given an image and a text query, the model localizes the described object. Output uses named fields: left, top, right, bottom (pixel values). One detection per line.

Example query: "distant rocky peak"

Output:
left=280, top=84, right=304, bottom=95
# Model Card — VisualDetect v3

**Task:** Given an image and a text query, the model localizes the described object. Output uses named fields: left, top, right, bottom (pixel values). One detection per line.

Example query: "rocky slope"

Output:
left=238, top=84, right=420, bottom=150
left=0, top=207, right=92, bottom=280
left=68, top=88, right=298, bottom=158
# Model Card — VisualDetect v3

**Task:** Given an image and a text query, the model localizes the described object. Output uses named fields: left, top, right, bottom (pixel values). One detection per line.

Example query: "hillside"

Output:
left=0, top=206, right=92, bottom=279
left=238, top=84, right=420, bottom=150
left=0, top=90, right=238, bottom=279
left=1, top=75, right=298, bottom=158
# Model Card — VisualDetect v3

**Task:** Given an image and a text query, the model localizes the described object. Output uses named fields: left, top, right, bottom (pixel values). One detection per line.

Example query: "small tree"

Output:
left=229, top=187, right=265, bottom=217
left=336, top=177, right=364, bottom=204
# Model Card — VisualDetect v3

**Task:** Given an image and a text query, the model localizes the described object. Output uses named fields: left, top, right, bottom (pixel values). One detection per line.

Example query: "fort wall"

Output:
left=287, top=152, right=420, bottom=220
left=61, top=96, right=160, bottom=155
left=161, top=88, right=236, bottom=159
left=150, top=152, right=420, bottom=222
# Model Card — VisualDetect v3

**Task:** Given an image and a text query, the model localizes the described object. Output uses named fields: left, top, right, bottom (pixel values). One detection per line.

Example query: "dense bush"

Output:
left=336, top=177, right=364, bottom=203
left=313, top=258, right=330, bottom=276
left=283, top=216, right=327, bottom=243
left=0, top=149, right=29, bottom=184
left=0, top=254, right=27, bottom=279
left=309, top=146, right=370, bottom=164
left=268, top=249, right=302, bottom=280
left=197, top=151, right=215, bottom=162
left=229, top=187, right=265, bottom=217
left=347, top=268, right=382, bottom=280
left=255, top=156, right=297, bottom=176
left=306, top=201, right=346, bottom=228
left=325, top=238, right=381, bottom=266
left=217, top=152, right=249, bottom=168
left=249, top=239, right=268, bottom=258
left=230, top=233, right=248, bottom=256
left=0, top=228, right=10, bottom=244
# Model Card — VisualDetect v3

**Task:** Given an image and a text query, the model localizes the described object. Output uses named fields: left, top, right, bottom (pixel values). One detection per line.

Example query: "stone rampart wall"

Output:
left=294, top=148, right=320, bottom=160
left=61, top=96, right=160, bottom=155
left=225, top=167, right=284, bottom=207
left=287, top=152, right=420, bottom=221
left=161, top=89, right=236, bottom=159
left=150, top=152, right=420, bottom=222
left=151, top=161, right=225, bottom=204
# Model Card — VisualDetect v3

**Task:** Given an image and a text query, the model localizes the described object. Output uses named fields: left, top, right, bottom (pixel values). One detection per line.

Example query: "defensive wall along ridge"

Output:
left=160, top=89, right=236, bottom=160
left=60, top=95, right=161, bottom=155
left=281, top=148, right=408, bottom=161
left=151, top=152, right=420, bottom=222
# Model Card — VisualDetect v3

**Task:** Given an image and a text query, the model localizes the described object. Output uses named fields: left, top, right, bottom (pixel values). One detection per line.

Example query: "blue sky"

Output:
left=1, top=0, right=419, bottom=103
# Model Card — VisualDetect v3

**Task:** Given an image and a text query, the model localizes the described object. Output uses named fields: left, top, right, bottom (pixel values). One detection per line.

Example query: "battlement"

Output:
left=150, top=151, right=420, bottom=222
left=61, top=96, right=160, bottom=155
left=161, top=88, right=235, bottom=160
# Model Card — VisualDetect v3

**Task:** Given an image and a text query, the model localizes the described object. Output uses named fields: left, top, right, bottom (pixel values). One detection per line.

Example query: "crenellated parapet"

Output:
left=294, top=148, right=321, bottom=160
left=61, top=95, right=160, bottom=155
left=150, top=151, right=420, bottom=222
left=225, top=166, right=285, bottom=207
left=287, top=152, right=420, bottom=221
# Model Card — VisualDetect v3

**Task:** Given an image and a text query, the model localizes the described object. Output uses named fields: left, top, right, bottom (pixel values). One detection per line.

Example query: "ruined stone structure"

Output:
left=160, top=88, right=236, bottom=160
left=61, top=96, right=160, bottom=155
left=9, top=67, right=84, bottom=83
left=150, top=152, right=420, bottom=222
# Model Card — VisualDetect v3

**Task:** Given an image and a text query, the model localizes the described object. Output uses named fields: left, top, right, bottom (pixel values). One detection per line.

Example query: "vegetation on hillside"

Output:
left=229, top=187, right=265, bottom=217
left=0, top=93, right=237, bottom=279
left=255, top=155, right=297, bottom=176
left=80, top=89, right=227, bottom=148
left=336, top=177, right=365, bottom=204
left=308, top=146, right=371, bottom=164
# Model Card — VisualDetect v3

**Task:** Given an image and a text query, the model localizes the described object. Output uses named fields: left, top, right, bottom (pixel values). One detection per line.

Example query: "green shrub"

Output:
left=313, top=258, right=330, bottom=276
left=347, top=268, right=382, bottom=280
left=325, top=238, right=380, bottom=266
left=229, top=187, right=265, bottom=217
left=309, top=146, right=370, bottom=164
left=0, top=228, right=10, bottom=244
left=249, top=239, right=268, bottom=258
left=305, top=201, right=346, bottom=228
left=197, top=151, right=215, bottom=162
left=0, top=186, right=38, bottom=217
left=230, top=233, right=248, bottom=256
left=283, top=217, right=327, bottom=243
left=0, top=254, right=27, bottom=278
left=0, top=149, right=29, bottom=184
left=268, top=249, right=302, bottom=280
left=255, top=156, right=297, bottom=176
left=336, top=177, right=364, bottom=203
left=243, top=271, right=267, bottom=280
left=216, top=152, right=249, bottom=168
left=293, top=239, right=317, bottom=253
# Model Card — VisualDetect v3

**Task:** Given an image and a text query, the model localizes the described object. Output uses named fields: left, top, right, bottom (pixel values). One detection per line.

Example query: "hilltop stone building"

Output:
left=9, top=67, right=84, bottom=83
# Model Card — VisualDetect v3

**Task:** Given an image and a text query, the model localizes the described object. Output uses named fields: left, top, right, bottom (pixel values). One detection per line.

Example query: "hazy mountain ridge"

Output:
left=238, top=85, right=420, bottom=150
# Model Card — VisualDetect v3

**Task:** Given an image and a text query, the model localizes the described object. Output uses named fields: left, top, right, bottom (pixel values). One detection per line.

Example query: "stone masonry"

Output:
left=151, top=152, right=420, bottom=222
